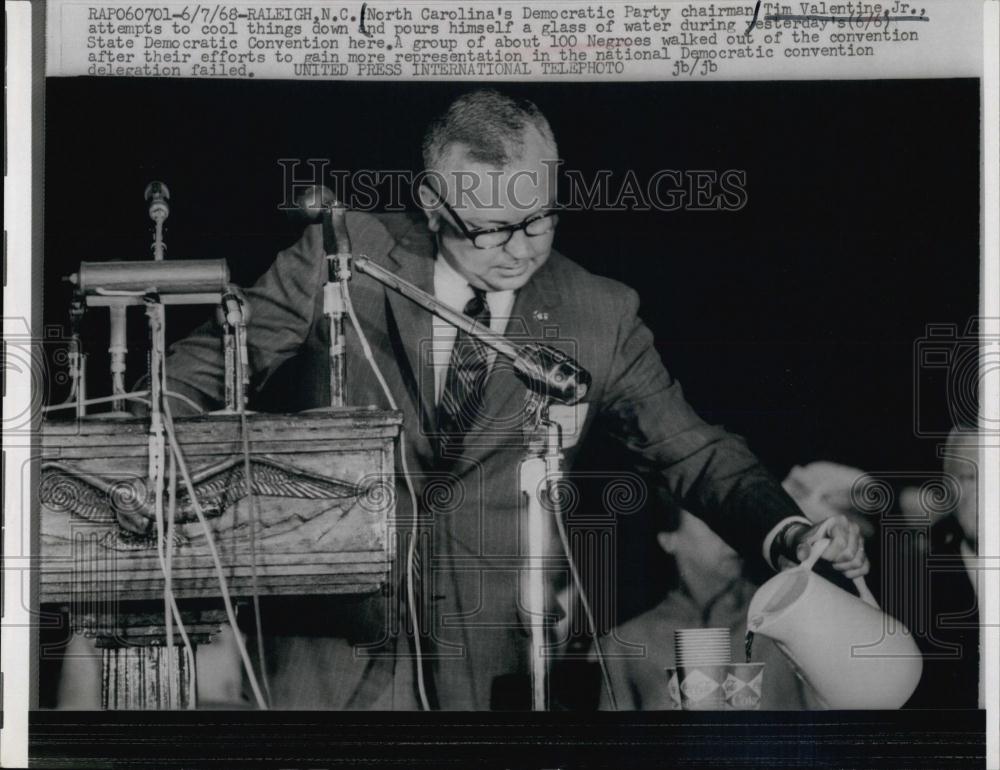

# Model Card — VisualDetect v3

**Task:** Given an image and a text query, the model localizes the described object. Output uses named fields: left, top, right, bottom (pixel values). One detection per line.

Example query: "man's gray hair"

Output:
left=421, top=89, right=558, bottom=170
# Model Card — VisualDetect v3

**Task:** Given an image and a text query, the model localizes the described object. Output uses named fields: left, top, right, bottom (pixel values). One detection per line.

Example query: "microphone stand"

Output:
left=216, top=288, right=251, bottom=413
left=67, top=294, right=88, bottom=418
left=518, top=391, right=568, bottom=711
left=295, top=189, right=353, bottom=408
left=321, top=206, right=352, bottom=407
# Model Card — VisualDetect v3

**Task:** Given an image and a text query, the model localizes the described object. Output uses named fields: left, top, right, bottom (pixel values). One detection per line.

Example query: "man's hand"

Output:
left=786, top=514, right=870, bottom=579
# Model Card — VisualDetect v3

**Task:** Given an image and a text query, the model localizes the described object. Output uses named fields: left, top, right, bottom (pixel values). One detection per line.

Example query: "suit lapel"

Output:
left=383, top=226, right=438, bottom=462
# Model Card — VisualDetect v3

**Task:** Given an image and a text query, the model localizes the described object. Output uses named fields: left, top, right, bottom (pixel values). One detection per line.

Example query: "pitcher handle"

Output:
left=801, top=517, right=880, bottom=609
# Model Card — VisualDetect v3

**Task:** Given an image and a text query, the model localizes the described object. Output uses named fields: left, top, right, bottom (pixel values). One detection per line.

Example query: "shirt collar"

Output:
left=434, top=251, right=474, bottom=301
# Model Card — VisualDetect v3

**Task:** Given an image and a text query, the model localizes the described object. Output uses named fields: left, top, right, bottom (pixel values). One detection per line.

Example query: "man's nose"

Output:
left=503, top=228, right=536, bottom=260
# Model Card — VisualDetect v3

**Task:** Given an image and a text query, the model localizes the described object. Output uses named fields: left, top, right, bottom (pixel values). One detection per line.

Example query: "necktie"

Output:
left=437, top=287, right=492, bottom=461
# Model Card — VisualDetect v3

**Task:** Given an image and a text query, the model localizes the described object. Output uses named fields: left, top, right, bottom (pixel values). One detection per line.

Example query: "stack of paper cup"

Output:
left=675, top=628, right=732, bottom=666
left=675, top=628, right=732, bottom=710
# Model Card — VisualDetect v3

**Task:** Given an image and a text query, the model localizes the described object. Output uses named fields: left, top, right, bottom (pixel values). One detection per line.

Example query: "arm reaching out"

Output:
left=160, top=225, right=326, bottom=412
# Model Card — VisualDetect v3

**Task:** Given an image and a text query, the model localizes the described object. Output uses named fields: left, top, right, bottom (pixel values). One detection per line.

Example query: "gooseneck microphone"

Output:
left=353, top=256, right=590, bottom=405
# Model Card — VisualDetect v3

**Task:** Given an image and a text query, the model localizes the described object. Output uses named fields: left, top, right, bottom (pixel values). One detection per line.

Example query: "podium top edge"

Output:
left=41, top=407, right=404, bottom=434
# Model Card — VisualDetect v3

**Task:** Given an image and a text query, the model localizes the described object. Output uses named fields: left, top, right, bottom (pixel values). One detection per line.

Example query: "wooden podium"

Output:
left=39, top=408, right=401, bottom=709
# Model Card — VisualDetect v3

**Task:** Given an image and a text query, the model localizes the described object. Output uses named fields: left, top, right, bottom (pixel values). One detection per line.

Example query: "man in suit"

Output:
left=154, top=89, right=869, bottom=710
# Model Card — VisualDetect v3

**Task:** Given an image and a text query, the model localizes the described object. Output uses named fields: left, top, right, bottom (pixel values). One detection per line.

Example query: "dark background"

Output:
left=43, top=78, right=980, bottom=481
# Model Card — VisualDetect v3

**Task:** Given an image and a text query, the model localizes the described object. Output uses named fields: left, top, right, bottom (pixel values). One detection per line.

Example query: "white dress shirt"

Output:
left=431, top=253, right=515, bottom=404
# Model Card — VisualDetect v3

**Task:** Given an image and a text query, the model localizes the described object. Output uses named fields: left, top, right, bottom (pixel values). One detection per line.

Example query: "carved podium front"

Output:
left=40, top=409, right=401, bottom=709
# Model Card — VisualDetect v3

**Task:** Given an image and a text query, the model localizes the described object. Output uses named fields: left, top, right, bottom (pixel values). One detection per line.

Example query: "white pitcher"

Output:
left=746, top=518, right=923, bottom=709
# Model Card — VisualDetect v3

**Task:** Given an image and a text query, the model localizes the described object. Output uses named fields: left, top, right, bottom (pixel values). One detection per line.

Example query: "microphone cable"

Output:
left=148, top=304, right=198, bottom=706
left=42, top=390, right=202, bottom=414
left=552, top=508, right=619, bottom=711
left=234, top=337, right=274, bottom=707
left=342, top=281, right=430, bottom=711
left=156, top=319, right=270, bottom=710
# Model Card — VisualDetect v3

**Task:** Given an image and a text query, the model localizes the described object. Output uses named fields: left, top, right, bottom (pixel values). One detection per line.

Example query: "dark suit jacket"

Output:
left=162, top=211, right=805, bottom=709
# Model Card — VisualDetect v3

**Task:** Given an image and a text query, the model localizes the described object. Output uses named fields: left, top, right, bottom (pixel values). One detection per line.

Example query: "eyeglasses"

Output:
left=421, top=181, right=559, bottom=250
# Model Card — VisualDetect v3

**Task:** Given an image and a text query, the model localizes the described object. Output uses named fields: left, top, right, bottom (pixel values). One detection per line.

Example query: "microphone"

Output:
left=512, top=343, right=590, bottom=405
left=145, top=181, right=170, bottom=260
left=219, top=286, right=251, bottom=327
left=294, top=184, right=338, bottom=220
left=145, top=181, right=170, bottom=224
left=293, top=185, right=351, bottom=274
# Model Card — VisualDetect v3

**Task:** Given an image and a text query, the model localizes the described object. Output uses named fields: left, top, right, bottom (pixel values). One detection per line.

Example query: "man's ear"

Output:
left=657, top=531, right=677, bottom=555
left=417, top=182, right=443, bottom=233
